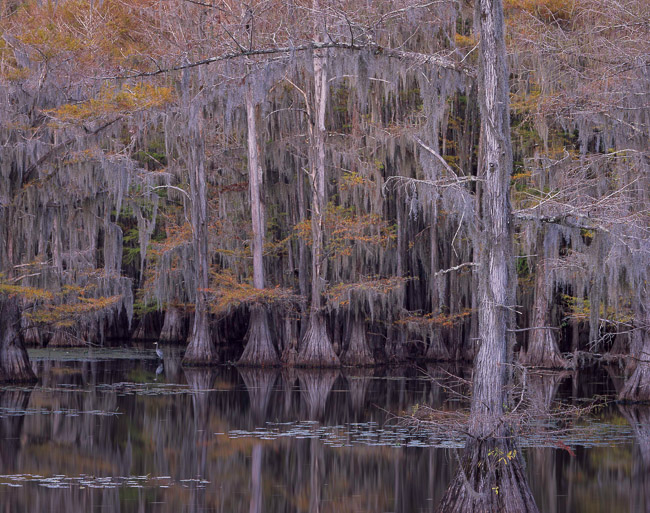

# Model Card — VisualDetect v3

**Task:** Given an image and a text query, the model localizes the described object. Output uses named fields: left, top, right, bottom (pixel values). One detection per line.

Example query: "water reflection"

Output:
left=0, top=356, right=640, bottom=512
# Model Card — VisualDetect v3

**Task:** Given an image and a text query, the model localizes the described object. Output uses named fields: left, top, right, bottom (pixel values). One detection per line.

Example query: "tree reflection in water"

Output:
left=0, top=359, right=641, bottom=512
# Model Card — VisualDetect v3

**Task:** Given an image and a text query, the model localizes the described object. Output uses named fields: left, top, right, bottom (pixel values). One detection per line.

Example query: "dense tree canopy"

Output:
left=0, top=0, right=647, bottom=417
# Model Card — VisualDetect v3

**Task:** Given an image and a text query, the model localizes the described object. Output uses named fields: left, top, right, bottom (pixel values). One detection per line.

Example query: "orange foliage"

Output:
left=206, top=271, right=301, bottom=313
left=48, top=84, right=174, bottom=123
left=397, top=309, right=473, bottom=329
left=295, top=204, right=396, bottom=256
left=326, top=276, right=411, bottom=307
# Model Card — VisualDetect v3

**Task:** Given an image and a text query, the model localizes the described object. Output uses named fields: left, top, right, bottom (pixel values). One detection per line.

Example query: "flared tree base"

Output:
left=620, top=363, right=650, bottom=402
left=341, top=318, right=375, bottom=367
left=437, top=437, right=539, bottom=513
left=0, top=341, right=37, bottom=383
left=294, top=314, right=340, bottom=368
left=48, top=329, right=87, bottom=348
left=238, top=307, right=280, bottom=367
left=425, top=330, right=451, bottom=361
left=159, top=306, right=187, bottom=343
left=182, top=314, right=219, bottom=367
left=520, top=331, right=566, bottom=369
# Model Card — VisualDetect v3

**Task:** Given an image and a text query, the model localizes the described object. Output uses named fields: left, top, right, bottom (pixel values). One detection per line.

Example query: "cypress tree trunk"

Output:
left=183, top=100, right=219, bottom=366
left=620, top=286, right=650, bottom=401
left=0, top=297, right=37, bottom=383
left=520, top=255, right=565, bottom=368
left=21, top=314, right=42, bottom=347
left=49, top=328, right=86, bottom=348
left=342, top=314, right=375, bottom=366
left=159, top=305, right=187, bottom=343
left=439, top=0, right=538, bottom=510
left=295, top=1, right=339, bottom=367
left=239, top=86, right=279, bottom=366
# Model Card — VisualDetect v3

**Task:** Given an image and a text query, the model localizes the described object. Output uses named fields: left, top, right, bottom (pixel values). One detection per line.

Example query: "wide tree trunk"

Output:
left=426, top=329, right=450, bottom=361
left=437, top=437, right=538, bottom=513
left=48, top=328, right=86, bottom=348
left=21, top=314, right=42, bottom=347
left=0, top=297, right=37, bottom=383
left=183, top=100, right=219, bottom=366
left=295, top=3, right=339, bottom=367
left=470, top=0, right=514, bottom=435
left=239, top=86, right=279, bottom=366
left=620, top=285, right=650, bottom=401
left=520, top=234, right=565, bottom=368
left=386, top=325, right=410, bottom=363
left=342, top=314, right=375, bottom=366
left=159, top=305, right=187, bottom=343
left=439, top=1, right=538, bottom=510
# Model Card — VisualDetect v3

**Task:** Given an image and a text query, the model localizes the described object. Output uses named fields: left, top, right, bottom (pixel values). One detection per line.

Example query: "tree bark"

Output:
left=295, top=1, right=339, bottom=367
left=182, top=100, right=219, bottom=366
left=0, top=297, right=37, bottom=383
left=439, top=1, right=538, bottom=510
left=520, top=254, right=566, bottom=368
left=426, top=328, right=451, bottom=361
left=437, top=437, right=538, bottom=513
left=239, top=306, right=279, bottom=366
left=159, top=305, right=187, bottom=343
left=21, top=314, right=42, bottom=347
left=341, top=314, right=375, bottom=366
left=470, top=0, right=515, bottom=436
left=620, top=285, right=650, bottom=401
left=48, top=328, right=86, bottom=347
left=239, top=86, right=280, bottom=366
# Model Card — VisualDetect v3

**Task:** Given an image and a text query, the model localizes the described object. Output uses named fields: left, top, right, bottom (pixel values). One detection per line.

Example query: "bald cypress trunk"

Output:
left=620, top=286, right=650, bottom=402
left=159, top=306, right=187, bottom=343
left=239, top=86, right=279, bottom=366
left=342, top=315, right=375, bottom=366
left=182, top=100, right=219, bottom=366
left=439, top=0, right=538, bottom=510
left=520, top=254, right=565, bottom=368
left=295, top=0, right=339, bottom=367
left=0, top=297, right=37, bottom=383
left=470, top=0, right=514, bottom=433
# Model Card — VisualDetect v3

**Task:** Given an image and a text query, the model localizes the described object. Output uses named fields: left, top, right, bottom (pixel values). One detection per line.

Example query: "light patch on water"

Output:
left=224, top=420, right=466, bottom=449
left=0, top=474, right=210, bottom=490
left=0, top=407, right=121, bottom=418
left=221, top=418, right=636, bottom=450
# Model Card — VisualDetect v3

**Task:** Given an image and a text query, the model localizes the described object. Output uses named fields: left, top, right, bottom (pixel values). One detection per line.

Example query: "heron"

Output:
left=154, top=341, right=164, bottom=360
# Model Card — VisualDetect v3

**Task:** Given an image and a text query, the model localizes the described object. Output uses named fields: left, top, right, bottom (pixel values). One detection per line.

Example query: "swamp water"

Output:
left=0, top=348, right=644, bottom=512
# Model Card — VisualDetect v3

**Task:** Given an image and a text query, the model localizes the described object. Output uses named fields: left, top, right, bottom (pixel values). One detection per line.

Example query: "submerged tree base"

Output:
left=620, top=363, right=650, bottom=403
left=0, top=299, right=37, bottom=384
left=48, top=329, right=87, bottom=348
left=294, top=313, right=340, bottom=368
left=520, top=330, right=567, bottom=369
left=0, top=342, right=37, bottom=384
left=159, top=306, right=187, bottom=343
left=182, top=314, right=219, bottom=366
left=341, top=318, right=375, bottom=367
left=437, top=437, right=539, bottom=513
left=238, top=306, right=280, bottom=367
left=425, top=330, right=451, bottom=362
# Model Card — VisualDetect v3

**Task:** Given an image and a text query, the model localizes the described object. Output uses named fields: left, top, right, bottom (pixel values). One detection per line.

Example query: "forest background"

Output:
left=0, top=0, right=648, bottom=399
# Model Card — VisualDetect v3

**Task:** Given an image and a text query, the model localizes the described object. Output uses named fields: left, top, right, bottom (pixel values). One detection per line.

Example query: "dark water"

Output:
left=0, top=348, right=644, bottom=512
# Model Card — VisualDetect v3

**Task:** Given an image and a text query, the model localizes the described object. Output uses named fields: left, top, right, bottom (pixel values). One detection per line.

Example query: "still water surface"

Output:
left=0, top=348, right=644, bottom=512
